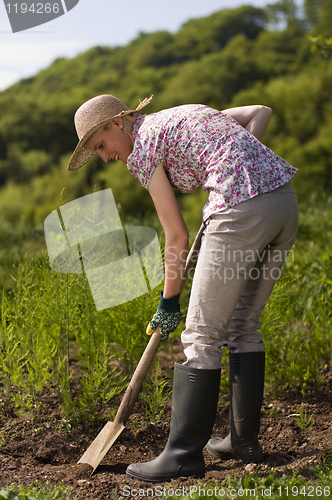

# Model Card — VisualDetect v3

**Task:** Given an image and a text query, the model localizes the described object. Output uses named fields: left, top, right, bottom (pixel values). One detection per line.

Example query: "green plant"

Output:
left=0, top=252, right=159, bottom=423
left=295, top=404, right=313, bottom=433
left=314, top=453, right=332, bottom=478
left=265, top=403, right=278, bottom=417
left=0, top=481, right=72, bottom=500
left=58, top=418, right=72, bottom=433
left=260, top=196, right=332, bottom=396
left=309, top=35, right=332, bottom=60
left=140, top=362, right=172, bottom=424
left=0, top=431, right=5, bottom=446
left=11, top=393, right=40, bottom=416
left=107, top=407, right=118, bottom=422
left=1, top=192, right=332, bottom=433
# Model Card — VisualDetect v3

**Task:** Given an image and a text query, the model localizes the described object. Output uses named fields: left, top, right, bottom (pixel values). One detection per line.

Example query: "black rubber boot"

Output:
left=126, top=362, right=221, bottom=483
left=206, top=352, right=265, bottom=463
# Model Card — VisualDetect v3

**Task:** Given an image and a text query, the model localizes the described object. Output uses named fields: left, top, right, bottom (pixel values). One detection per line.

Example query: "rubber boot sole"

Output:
left=126, top=463, right=205, bottom=483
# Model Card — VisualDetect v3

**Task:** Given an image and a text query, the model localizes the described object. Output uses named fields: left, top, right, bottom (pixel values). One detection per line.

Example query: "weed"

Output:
left=0, top=480, right=72, bottom=499
left=32, top=427, right=43, bottom=434
left=11, top=393, right=40, bottom=416
left=58, top=418, right=72, bottom=433
left=0, top=253, right=158, bottom=423
left=314, top=453, right=332, bottom=478
left=141, top=362, right=171, bottom=424
left=131, top=418, right=139, bottom=428
left=108, top=407, right=118, bottom=421
left=1, top=195, right=332, bottom=431
left=295, top=405, right=313, bottom=433
left=265, top=403, right=278, bottom=417
left=164, top=468, right=332, bottom=499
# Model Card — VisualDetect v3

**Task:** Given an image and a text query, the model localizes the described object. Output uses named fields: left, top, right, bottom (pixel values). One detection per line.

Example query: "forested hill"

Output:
left=0, top=0, right=331, bottom=226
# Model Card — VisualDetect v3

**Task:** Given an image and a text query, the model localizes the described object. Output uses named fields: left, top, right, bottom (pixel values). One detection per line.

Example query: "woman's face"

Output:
left=86, top=118, right=133, bottom=164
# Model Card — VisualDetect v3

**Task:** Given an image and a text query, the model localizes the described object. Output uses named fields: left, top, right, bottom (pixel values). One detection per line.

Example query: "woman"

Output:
left=68, top=94, right=298, bottom=483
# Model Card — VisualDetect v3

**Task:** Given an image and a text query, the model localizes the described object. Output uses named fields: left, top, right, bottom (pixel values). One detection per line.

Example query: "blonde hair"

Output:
left=104, top=113, right=138, bottom=146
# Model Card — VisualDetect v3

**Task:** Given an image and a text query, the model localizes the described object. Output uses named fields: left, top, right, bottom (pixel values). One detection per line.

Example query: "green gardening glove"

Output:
left=147, top=291, right=182, bottom=341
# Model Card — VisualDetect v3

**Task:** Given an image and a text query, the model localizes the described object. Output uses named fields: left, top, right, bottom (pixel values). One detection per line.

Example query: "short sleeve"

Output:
left=127, top=117, right=166, bottom=189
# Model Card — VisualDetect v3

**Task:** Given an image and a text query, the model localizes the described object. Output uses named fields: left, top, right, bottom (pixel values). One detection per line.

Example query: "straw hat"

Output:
left=68, top=94, right=153, bottom=171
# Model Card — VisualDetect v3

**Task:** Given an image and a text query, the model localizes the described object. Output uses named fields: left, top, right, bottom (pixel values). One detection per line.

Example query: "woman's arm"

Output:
left=148, top=162, right=189, bottom=298
left=222, top=105, right=273, bottom=141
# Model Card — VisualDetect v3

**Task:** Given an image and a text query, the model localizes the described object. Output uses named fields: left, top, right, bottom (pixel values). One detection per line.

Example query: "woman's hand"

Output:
left=222, top=105, right=273, bottom=141
left=147, top=292, right=182, bottom=341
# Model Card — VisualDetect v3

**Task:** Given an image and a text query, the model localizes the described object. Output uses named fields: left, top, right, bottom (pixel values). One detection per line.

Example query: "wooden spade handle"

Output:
left=113, top=223, right=205, bottom=427
left=113, top=327, right=162, bottom=427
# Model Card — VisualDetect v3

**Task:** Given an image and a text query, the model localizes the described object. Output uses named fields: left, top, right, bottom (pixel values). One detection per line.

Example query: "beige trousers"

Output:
left=182, top=182, right=299, bottom=370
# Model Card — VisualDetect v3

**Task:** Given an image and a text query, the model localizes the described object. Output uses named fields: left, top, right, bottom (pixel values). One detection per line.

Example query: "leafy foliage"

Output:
left=0, top=253, right=162, bottom=421
left=141, top=363, right=172, bottom=423
left=310, top=34, right=332, bottom=58
left=0, top=481, right=71, bottom=500
left=0, top=1, right=330, bottom=228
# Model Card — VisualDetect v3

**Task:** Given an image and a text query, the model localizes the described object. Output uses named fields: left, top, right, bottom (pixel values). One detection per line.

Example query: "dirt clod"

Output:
left=63, top=463, right=94, bottom=482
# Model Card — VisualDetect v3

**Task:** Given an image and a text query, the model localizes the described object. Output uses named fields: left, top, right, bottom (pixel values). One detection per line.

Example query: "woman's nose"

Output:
left=99, top=151, right=109, bottom=163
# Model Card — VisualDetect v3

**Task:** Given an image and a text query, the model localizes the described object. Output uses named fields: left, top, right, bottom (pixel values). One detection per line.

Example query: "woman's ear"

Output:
left=112, top=117, right=124, bottom=129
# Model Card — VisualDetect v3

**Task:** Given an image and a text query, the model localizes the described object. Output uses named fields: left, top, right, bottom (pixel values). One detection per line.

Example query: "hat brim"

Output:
left=67, top=109, right=138, bottom=171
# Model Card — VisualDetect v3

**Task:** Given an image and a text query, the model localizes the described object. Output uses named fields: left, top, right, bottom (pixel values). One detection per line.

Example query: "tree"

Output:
left=264, top=0, right=301, bottom=30
left=171, top=6, right=265, bottom=62
left=127, top=31, right=174, bottom=69
left=304, top=0, right=332, bottom=36
left=309, top=35, right=332, bottom=59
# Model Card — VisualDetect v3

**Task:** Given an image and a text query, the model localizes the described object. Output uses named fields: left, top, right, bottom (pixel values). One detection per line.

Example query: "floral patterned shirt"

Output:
left=127, top=104, right=298, bottom=221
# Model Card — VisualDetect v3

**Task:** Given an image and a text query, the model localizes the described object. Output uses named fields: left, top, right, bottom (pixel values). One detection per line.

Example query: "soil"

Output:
left=1, top=339, right=332, bottom=499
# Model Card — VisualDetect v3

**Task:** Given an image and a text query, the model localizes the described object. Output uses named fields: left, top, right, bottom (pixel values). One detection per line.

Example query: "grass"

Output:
left=4, top=467, right=332, bottom=499
left=295, top=404, right=313, bottom=433
left=141, top=362, right=172, bottom=424
left=121, top=459, right=332, bottom=499
left=1, top=193, right=332, bottom=416
left=260, top=194, right=332, bottom=396
left=0, top=191, right=332, bottom=497
left=184, top=472, right=332, bottom=499
left=0, top=253, right=163, bottom=422
left=0, top=481, right=72, bottom=499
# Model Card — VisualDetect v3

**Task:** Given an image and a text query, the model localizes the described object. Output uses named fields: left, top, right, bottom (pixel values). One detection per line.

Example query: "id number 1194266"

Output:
left=6, top=3, right=60, bottom=14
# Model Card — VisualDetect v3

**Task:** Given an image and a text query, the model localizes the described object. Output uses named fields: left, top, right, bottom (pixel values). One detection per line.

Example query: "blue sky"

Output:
left=0, top=0, right=277, bottom=91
